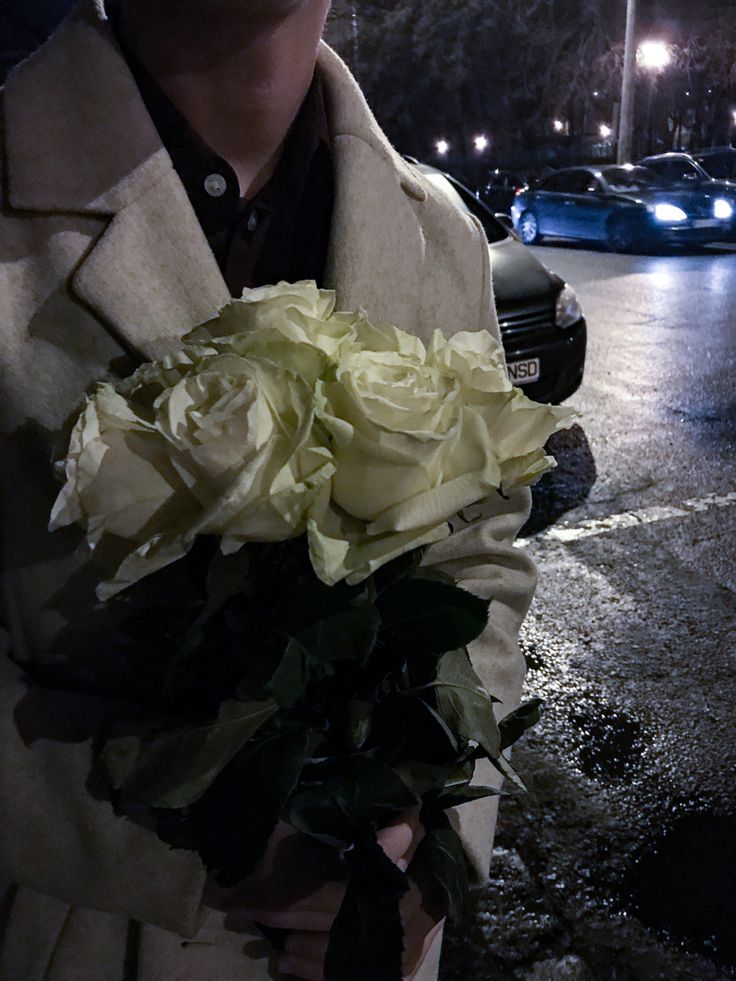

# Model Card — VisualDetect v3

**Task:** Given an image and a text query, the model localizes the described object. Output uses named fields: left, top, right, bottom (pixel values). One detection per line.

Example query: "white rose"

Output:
left=50, top=348, right=333, bottom=599
left=185, top=281, right=368, bottom=366
left=308, top=323, right=578, bottom=586
left=307, top=326, right=505, bottom=586
left=428, top=329, right=578, bottom=488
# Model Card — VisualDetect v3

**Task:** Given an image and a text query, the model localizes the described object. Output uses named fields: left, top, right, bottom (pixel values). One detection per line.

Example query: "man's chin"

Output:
left=184, top=0, right=309, bottom=14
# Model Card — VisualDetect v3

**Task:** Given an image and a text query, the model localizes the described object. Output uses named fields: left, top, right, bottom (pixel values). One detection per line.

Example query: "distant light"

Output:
left=732, top=109, right=736, bottom=126
left=599, top=124, right=612, bottom=138
left=637, top=40, right=672, bottom=71
left=622, top=163, right=635, bottom=170
left=474, top=135, right=489, bottom=152
left=685, top=90, right=690, bottom=97
left=553, top=119, right=565, bottom=132
left=593, top=90, right=600, bottom=97
left=435, top=139, right=450, bottom=156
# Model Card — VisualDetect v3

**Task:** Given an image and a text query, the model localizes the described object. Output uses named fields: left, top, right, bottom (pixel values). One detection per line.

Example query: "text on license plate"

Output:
left=507, top=357, right=541, bottom=385
left=692, top=218, right=721, bottom=228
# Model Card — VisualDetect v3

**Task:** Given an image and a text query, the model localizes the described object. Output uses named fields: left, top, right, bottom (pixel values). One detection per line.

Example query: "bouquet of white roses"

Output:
left=50, top=282, right=575, bottom=980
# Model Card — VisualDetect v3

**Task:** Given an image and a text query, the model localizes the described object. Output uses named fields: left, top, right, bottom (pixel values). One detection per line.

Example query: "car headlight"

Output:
left=714, top=198, right=734, bottom=220
left=654, top=203, right=688, bottom=222
left=556, top=283, right=583, bottom=329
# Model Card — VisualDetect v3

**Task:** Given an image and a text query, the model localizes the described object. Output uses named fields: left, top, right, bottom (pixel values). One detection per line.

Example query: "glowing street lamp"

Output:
left=553, top=119, right=565, bottom=133
left=435, top=139, right=450, bottom=156
left=637, top=40, right=672, bottom=71
left=599, top=124, right=612, bottom=139
left=474, top=135, right=489, bottom=152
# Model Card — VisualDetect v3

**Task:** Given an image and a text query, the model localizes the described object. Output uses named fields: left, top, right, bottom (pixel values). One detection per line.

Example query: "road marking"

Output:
left=516, top=491, right=736, bottom=546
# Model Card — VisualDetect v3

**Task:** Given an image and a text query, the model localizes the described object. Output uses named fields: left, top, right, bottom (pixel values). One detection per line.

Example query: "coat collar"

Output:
left=3, top=1, right=429, bottom=361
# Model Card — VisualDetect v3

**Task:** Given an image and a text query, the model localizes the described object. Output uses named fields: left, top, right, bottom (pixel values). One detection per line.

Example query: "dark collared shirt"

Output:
left=109, top=12, right=334, bottom=297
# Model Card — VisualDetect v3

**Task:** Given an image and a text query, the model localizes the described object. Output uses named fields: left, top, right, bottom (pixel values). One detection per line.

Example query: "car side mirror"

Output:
left=494, top=213, right=514, bottom=230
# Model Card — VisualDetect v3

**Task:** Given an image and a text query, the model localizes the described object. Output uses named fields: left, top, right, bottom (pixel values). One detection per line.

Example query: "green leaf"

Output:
left=103, top=697, right=279, bottom=808
left=400, top=760, right=472, bottom=797
left=296, top=604, right=381, bottom=666
left=434, top=650, right=502, bottom=758
left=203, top=547, right=252, bottom=621
left=409, top=827, right=471, bottom=926
left=489, top=750, right=528, bottom=791
left=433, top=785, right=500, bottom=809
left=325, top=830, right=409, bottom=981
left=188, top=726, right=309, bottom=887
left=288, top=756, right=419, bottom=842
left=378, top=578, right=489, bottom=656
left=330, top=756, right=419, bottom=825
left=287, top=785, right=356, bottom=844
left=265, top=638, right=306, bottom=710
left=346, top=700, right=373, bottom=750
left=369, top=693, right=459, bottom=764
left=499, top=698, right=543, bottom=750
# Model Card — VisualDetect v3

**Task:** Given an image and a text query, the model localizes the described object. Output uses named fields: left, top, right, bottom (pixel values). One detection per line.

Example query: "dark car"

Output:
left=479, top=169, right=532, bottom=214
left=691, top=146, right=736, bottom=181
left=639, top=151, right=736, bottom=198
left=511, top=164, right=735, bottom=251
left=414, top=163, right=586, bottom=404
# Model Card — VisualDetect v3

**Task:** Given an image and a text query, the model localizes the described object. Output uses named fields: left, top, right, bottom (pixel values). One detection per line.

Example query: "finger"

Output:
left=226, top=879, right=347, bottom=931
left=276, top=952, right=324, bottom=980
left=377, top=808, right=424, bottom=868
left=282, top=930, right=328, bottom=963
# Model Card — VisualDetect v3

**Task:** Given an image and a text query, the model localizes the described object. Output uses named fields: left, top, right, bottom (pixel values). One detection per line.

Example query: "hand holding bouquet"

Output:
left=50, top=282, right=576, bottom=980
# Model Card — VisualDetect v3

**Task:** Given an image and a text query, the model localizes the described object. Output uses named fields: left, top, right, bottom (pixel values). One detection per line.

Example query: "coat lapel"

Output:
left=315, top=44, right=430, bottom=333
left=3, top=3, right=231, bottom=361
left=3, top=4, right=431, bottom=361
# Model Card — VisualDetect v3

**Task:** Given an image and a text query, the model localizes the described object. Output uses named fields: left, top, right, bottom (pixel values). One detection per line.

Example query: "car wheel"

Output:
left=518, top=210, right=542, bottom=245
left=607, top=213, right=643, bottom=253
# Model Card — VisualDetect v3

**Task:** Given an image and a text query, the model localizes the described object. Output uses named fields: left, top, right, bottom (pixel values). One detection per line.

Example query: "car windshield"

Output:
left=601, top=166, right=665, bottom=191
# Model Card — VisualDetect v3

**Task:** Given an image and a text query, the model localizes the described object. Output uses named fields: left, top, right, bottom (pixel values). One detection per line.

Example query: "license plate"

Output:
left=692, top=218, right=721, bottom=228
left=507, top=357, right=541, bottom=385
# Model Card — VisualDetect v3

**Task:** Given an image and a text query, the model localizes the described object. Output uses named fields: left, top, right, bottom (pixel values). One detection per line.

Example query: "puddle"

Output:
left=522, top=639, right=544, bottom=672
left=618, top=812, right=736, bottom=968
left=569, top=705, right=647, bottom=780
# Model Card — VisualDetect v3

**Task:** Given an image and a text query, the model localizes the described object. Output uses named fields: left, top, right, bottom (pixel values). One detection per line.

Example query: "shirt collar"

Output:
left=106, top=5, right=330, bottom=221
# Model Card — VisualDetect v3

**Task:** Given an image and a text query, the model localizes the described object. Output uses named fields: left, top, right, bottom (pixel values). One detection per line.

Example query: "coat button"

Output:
left=204, top=173, right=227, bottom=197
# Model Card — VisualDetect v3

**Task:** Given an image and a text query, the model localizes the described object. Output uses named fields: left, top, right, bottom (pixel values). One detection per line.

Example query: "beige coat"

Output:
left=0, top=2, right=537, bottom=977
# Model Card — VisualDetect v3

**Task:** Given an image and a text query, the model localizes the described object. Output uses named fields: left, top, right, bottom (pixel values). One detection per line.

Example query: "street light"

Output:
left=638, top=40, right=671, bottom=156
left=637, top=40, right=672, bottom=71
left=553, top=119, right=565, bottom=133
left=599, top=124, right=613, bottom=139
left=435, top=139, right=450, bottom=156
left=474, top=135, right=489, bottom=152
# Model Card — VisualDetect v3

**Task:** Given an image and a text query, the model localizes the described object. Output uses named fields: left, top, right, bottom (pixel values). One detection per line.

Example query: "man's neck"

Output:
left=116, top=1, right=330, bottom=198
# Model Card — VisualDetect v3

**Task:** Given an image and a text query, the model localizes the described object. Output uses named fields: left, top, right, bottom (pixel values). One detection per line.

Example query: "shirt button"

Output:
left=204, top=173, right=227, bottom=197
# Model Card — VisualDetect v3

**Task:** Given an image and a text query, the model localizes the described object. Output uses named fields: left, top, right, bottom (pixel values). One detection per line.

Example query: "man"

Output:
left=0, top=0, right=538, bottom=977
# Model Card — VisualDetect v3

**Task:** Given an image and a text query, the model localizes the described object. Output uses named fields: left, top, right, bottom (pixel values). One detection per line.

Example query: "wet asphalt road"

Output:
left=440, top=242, right=736, bottom=981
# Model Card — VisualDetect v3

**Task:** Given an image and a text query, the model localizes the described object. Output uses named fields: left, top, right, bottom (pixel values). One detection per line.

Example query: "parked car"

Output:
left=411, top=162, right=586, bottom=404
left=691, top=146, right=736, bottom=181
left=638, top=151, right=736, bottom=199
left=511, top=164, right=735, bottom=251
left=479, top=169, right=532, bottom=214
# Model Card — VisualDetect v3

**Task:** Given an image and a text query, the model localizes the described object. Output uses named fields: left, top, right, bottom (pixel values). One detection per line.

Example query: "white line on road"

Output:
left=516, top=491, right=736, bottom=547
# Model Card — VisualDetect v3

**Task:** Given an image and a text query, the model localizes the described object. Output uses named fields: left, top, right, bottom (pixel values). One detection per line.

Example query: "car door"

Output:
left=553, top=170, right=601, bottom=238
left=534, top=173, right=578, bottom=235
